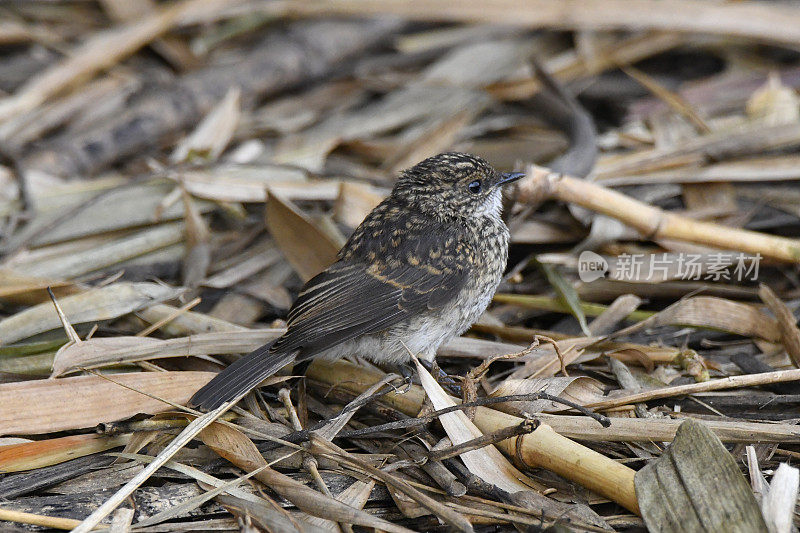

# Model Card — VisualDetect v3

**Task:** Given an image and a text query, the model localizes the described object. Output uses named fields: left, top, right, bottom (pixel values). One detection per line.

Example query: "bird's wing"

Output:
left=273, top=253, right=468, bottom=358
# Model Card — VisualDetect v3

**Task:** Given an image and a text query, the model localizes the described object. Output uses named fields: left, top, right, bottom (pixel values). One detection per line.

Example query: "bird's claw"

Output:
left=419, top=359, right=462, bottom=396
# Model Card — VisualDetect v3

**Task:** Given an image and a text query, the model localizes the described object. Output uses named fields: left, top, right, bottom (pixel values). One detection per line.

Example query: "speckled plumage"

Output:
left=191, top=152, right=522, bottom=410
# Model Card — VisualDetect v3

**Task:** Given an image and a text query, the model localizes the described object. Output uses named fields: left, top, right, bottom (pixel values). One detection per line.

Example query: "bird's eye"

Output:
left=467, top=180, right=482, bottom=194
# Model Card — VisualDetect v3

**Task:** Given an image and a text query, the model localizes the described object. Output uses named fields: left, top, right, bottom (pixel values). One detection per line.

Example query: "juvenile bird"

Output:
left=190, top=152, right=524, bottom=409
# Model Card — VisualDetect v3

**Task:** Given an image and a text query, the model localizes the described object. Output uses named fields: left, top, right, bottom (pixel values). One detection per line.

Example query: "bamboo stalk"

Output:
left=518, top=165, right=800, bottom=263
left=305, top=359, right=640, bottom=515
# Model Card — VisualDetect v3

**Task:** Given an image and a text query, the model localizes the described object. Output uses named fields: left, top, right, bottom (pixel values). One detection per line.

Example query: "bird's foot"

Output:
left=388, top=362, right=415, bottom=393
left=419, top=359, right=462, bottom=397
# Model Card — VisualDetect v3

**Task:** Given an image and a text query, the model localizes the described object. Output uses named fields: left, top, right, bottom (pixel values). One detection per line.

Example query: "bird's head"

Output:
left=392, top=152, right=524, bottom=221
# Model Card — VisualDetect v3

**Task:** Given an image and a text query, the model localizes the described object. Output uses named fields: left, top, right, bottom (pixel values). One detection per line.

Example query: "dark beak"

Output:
left=497, top=171, right=526, bottom=186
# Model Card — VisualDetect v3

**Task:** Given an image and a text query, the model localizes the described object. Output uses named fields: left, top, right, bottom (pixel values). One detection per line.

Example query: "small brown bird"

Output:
left=190, top=152, right=524, bottom=409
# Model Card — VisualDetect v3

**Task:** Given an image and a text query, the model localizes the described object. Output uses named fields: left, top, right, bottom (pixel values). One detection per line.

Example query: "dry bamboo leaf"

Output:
left=137, top=303, right=248, bottom=335
left=16, top=223, right=187, bottom=280
left=758, top=284, right=800, bottom=367
left=0, top=282, right=184, bottom=346
left=385, top=109, right=477, bottom=175
left=273, top=85, right=488, bottom=171
left=0, top=434, right=129, bottom=473
left=265, top=192, right=339, bottom=281
left=0, top=269, right=76, bottom=301
left=615, top=296, right=781, bottom=343
left=4, top=180, right=199, bottom=250
left=243, top=79, right=366, bottom=135
left=279, top=0, right=800, bottom=48
left=50, top=330, right=284, bottom=375
left=607, top=348, right=656, bottom=373
left=199, top=422, right=412, bottom=533
left=50, top=336, right=161, bottom=377
left=0, top=371, right=215, bottom=435
left=510, top=219, right=583, bottom=244
left=171, top=86, right=241, bottom=163
left=635, top=418, right=768, bottom=532
left=180, top=188, right=211, bottom=288
left=175, top=166, right=327, bottom=203
left=203, top=241, right=282, bottom=289
left=413, top=357, right=536, bottom=494
left=588, top=294, right=642, bottom=336
left=0, top=0, right=239, bottom=124
left=333, top=181, right=384, bottom=228
left=490, top=376, right=604, bottom=417
left=99, top=0, right=198, bottom=70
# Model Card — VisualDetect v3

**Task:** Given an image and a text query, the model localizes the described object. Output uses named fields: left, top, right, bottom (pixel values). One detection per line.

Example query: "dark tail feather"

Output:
left=189, top=342, right=296, bottom=410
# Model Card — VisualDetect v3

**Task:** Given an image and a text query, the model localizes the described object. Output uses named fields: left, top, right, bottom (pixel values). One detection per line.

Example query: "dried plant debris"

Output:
left=4, top=2, right=800, bottom=532
left=635, top=419, right=768, bottom=533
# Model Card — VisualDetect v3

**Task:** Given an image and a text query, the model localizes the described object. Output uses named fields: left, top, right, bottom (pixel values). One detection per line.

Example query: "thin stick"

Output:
left=428, top=421, right=538, bottom=462
left=0, top=509, right=87, bottom=531
left=518, top=165, right=800, bottom=263
left=587, top=368, right=800, bottom=410
left=136, top=296, right=201, bottom=337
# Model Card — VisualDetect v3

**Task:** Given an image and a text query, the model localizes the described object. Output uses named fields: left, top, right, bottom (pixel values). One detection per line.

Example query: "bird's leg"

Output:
left=390, top=362, right=415, bottom=393
left=419, top=357, right=462, bottom=397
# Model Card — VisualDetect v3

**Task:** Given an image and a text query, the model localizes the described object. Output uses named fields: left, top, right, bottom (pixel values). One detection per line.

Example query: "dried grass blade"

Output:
left=539, top=262, right=590, bottom=335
